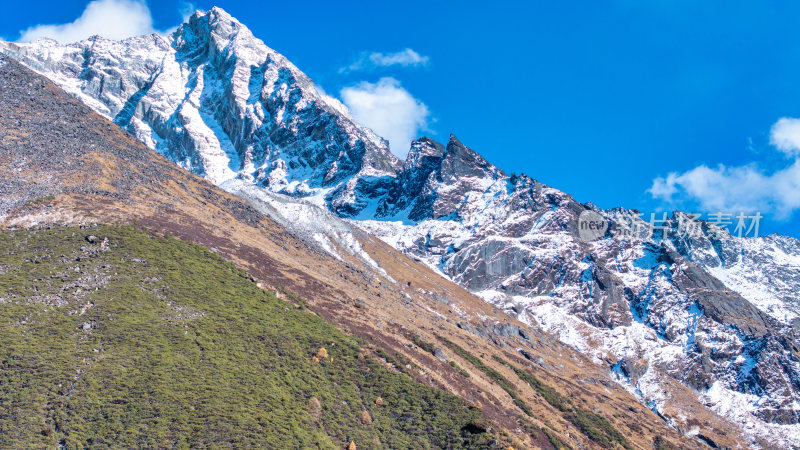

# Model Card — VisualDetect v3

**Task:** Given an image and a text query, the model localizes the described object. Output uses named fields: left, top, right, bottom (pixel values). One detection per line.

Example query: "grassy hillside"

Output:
left=0, top=224, right=493, bottom=448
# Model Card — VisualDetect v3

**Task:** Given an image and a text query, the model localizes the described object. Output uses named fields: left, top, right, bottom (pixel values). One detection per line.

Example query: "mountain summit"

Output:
left=2, top=7, right=399, bottom=208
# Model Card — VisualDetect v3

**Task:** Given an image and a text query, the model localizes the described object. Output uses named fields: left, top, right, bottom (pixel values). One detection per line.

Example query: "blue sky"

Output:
left=3, top=0, right=800, bottom=237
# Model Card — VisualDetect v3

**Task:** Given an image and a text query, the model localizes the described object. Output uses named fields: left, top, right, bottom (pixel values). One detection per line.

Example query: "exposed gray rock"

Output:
left=1, top=8, right=400, bottom=216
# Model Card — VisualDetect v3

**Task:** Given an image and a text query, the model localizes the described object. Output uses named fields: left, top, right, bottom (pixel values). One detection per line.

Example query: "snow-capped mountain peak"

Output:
left=1, top=7, right=399, bottom=206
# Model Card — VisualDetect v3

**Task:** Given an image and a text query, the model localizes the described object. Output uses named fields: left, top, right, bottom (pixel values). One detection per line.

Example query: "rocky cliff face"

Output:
left=359, top=138, right=800, bottom=443
left=1, top=8, right=399, bottom=211
left=4, top=7, right=800, bottom=446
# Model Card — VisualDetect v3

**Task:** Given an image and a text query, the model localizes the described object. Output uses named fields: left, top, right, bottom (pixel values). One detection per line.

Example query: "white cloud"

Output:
left=341, top=48, right=429, bottom=73
left=649, top=117, right=800, bottom=220
left=340, top=77, right=429, bottom=158
left=160, top=2, right=197, bottom=35
left=17, top=0, right=183, bottom=44
left=770, top=117, right=800, bottom=157
left=179, top=2, right=197, bottom=21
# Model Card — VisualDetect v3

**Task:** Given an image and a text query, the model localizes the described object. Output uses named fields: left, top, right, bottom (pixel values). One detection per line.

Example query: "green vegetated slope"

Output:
left=0, top=224, right=493, bottom=449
